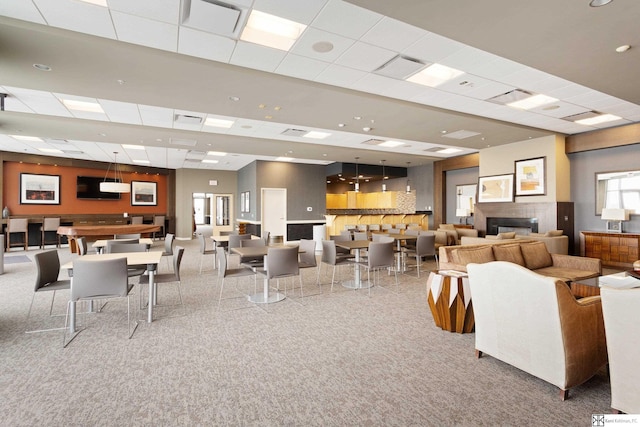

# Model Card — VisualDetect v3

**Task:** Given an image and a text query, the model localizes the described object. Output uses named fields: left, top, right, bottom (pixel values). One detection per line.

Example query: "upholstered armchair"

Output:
left=467, top=261, right=607, bottom=400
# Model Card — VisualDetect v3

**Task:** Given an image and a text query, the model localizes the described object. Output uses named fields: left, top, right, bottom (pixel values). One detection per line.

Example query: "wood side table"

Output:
left=426, top=270, right=475, bottom=333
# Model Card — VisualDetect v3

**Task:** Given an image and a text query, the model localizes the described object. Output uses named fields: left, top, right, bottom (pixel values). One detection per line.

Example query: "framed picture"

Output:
left=240, top=192, right=246, bottom=213
left=243, top=191, right=250, bottom=213
left=515, top=157, right=546, bottom=196
left=478, top=174, right=514, bottom=203
left=20, top=173, right=60, bottom=204
left=131, top=181, right=157, bottom=206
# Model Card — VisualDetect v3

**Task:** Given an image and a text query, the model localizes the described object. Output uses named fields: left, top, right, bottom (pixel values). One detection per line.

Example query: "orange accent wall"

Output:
left=2, top=162, right=167, bottom=215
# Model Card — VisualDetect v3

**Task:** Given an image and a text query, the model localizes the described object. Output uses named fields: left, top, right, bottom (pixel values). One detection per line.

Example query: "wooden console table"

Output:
left=58, top=224, right=161, bottom=253
left=581, top=231, right=640, bottom=269
left=426, top=271, right=474, bottom=333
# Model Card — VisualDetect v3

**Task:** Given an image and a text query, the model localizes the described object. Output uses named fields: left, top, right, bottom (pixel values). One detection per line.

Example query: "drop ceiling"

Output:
left=0, top=0, right=638, bottom=170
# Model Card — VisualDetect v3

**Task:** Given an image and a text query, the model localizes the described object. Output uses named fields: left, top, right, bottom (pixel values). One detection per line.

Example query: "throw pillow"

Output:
left=520, top=241, right=553, bottom=269
left=544, top=230, right=564, bottom=237
left=492, top=244, right=525, bottom=266
left=496, top=231, right=516, bottom=239
left=451, top=246, right=495, bottom=266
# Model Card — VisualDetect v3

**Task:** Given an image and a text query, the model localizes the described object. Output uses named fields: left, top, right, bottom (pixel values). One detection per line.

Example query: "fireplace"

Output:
left=486, top=217, right=539, bottom=236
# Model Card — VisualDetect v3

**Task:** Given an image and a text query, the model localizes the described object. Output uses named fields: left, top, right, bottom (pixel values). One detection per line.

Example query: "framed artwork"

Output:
left=515, top=157, right=546, bottom=196
left=478, top=174, right=514, bottom=203
left=131, top=181, right=157, bottom=206
left=240, top=192, right=246, bottom=213
left=243, top=191, right=250, bottom=213
left=20, top=173, right=60, bottom=204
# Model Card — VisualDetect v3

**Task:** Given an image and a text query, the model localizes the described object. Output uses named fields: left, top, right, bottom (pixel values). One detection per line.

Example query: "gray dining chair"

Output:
left=161, top=233, right=175, bottom=271
left=139, top=246, right=185, bottom=317
left=298, top=239, right=319, bottom=294
left=239, top=238, right=266, bottom=269
left=107, top=243, right=148, bottom=278
left=115, top=233, right=141, bottom=239
left=130, top=216, right=143, bottom=225
left=197, top=232, right=216, bottom=274
left=76, top=237, right=96, bottom=256
left=353, top=231, right=368, bottom=241
left=228, top=234, right=251, bottom=253
left=257, top=246, right=301, bottom=297
left=153, top=215, right=166, bottom=240
left=216, top=246, right=257, bottom=309
left=27, top=250, right=71, bottom=333
left=63, top=256, right=136, bottom=347
left=354, top=241, right=398, bottom=296
left=318, top=240, right=354, bottom=292
left=403, top=234, right=438, bottom=277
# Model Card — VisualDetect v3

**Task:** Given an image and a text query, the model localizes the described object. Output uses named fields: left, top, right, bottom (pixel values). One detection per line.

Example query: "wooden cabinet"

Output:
left=326, top=193, right=347, bottom=209
left=329, top=191, right=398, bottom=210
left=581, top=231, right=640, bottom=268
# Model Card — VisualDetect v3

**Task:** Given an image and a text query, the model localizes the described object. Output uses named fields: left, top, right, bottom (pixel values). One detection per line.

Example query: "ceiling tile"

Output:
left=310, top=0, right=382, bottom=39
left=252, top=0, right=328, bottom=24
left=528, top=101, right=590, bottom=118
left=546, top=83, right=592, bottom=100
left=12, top=88, right=70, bottom=116
left=178, top=27, right=236, bottom=63
left=111, top=11, right=178, bottom=52
left=108, top=0, right=180, bottom=24
left=230, top=41, right=288, bottom=72
left=33, top=0, right=116, bottom=39
left=458, top=80, right=516, bottom=101
left=100, top=100, right=142, bottom=125
left=0, top=0, right=46, bottom=24
left=139, top=105, right=174, bottom=127
left=334, top=41, right=396, bottom=72
left=314, top=64, right=367, bottom=87
left=466, top=56, right=523, bottom=81
left=290, top=27, right=355, bottom=63
left=275, top=54, right=329, bottom=80
left=360, top=17, right=425, bottom=52
left=499, top=66, right=553, bottom=90
left=402, top=32, right=466, bottom=64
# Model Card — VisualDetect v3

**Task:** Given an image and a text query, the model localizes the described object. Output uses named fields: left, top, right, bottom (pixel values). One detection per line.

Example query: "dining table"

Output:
left=92, top=237, right=154, bottom=253
left=384, top=233, right=417, bottom=272
left=230, top=244, right=302, bottom=304
left=335, top=239, right=372, bottom=289
left=61, top=250, right=164, bottom=333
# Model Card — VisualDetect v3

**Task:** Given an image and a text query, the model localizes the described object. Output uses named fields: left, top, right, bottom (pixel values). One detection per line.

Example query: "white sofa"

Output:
left=601, top=286, right=640, bottom=414
left=467, top=261, right=608, bottom=400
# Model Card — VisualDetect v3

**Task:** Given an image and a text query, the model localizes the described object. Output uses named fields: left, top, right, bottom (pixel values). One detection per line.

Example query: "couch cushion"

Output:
left=492, top=243, right=525, bottom=266
left=451, top=246, right=495, bottom=266
left=496, top=231, right=516, bottom=239
left=457, top=228, right=478, bottom=239
left=439, top=223, right=456, bottom=230
left=521, top=241, right=553, bottom=270
left=535, top=266, right=599, bottom=283
left=545, top=229, right=564, bottom=237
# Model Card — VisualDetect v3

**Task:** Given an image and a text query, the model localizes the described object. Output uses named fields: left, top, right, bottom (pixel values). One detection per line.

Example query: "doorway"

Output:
left=192, top=193, right=233, bottom=236
left=261, top=188, right=287, bottom=241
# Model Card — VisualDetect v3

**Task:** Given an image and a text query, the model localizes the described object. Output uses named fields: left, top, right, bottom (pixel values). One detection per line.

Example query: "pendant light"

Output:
left=100, top=151, right=130, bottom=193
left=405, top=162, right=411, bottom=193
left=354, top=157, right=360, bottom=192
left=381, top=160, right=387, bottom=192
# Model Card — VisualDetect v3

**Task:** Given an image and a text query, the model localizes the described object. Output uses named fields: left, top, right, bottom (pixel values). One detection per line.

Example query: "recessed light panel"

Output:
left=62, top=99, right=104, bottom=113
left=240, top=10, right=307, bottom=51
left=275, top=157, right=294, bottom=161
left=122, top=144, right=145, bottom=150
left=205, top=118, right=234, bottom=128
left=574, top=113, right=621, bottom=125
left=378, top=140, right=405, bottom=147
left=207, top=151, right=227, bottom=156
left=38, top=148, right=64, bottom=154
left=202, top=159, right=219, bottom=164
left=437, top=148, right=463, bottom=154
left=10, top=135, right=43, bottom=142
left=507, top=94, right=558, bottom=110
left=406, top=63, right=464, bottom=87
left=303, top=131, right=331, bottom=139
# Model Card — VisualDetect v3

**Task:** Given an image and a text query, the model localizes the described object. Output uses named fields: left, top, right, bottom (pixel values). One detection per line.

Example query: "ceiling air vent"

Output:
left=423, top=147, right=447, bottom=152
left=185, top=150, right=207, bottom=160
left=175, top=114, right=203, bottom=125
left=374, top=55, right=426, bottom=80
left=486, top=89, right=532, bottom=105
left=182, top=0, right=243, bottom=37
left=281, top=128, right=308, bottom=137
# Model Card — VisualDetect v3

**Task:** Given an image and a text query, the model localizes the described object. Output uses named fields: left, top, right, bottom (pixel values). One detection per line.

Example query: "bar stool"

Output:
left=6, top=217, right=29, bottom=251
left=40, top=217, right=61, bottom=249
left=153, top=215, right=166, bottom=240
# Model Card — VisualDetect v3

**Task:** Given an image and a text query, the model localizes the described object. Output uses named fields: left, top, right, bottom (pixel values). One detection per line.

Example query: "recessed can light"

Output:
left=33, top=63, right=51, bottom=71
left=589, top=0, right=613, bottom=6
left=229, top=96, right=240, bottom=101
left=616, top=44, right=631, bottom=53
left=312, top=41, right=334, bottom=53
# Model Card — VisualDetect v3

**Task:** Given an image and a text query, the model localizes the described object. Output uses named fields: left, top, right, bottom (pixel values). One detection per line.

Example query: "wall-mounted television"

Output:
left=76, top=176, right=121, bottom=200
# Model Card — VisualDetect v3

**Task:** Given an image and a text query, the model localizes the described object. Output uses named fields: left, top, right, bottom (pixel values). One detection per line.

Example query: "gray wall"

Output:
left=237, top=161, right=257, bottom=222
left=570, top=144, right=640, bottom=241
left=445, top=167, right=479, bottom=225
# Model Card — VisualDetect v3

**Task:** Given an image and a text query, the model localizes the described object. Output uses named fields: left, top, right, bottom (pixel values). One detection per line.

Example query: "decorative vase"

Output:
left=2, top=206, right=9, bottom=219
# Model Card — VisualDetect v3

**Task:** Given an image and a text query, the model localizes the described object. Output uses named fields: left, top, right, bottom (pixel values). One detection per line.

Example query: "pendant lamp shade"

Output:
left=101, top=151, right=130, bottom=193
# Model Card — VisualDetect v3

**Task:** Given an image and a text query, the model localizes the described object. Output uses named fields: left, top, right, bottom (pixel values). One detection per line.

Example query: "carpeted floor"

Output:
left=0, top=239, right=613, bottom=426
left=3, top=255, right=32, bottom=264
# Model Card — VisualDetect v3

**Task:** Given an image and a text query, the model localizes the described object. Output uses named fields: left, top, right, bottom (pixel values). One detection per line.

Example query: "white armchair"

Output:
left=601, top=286, right=640, bottom=414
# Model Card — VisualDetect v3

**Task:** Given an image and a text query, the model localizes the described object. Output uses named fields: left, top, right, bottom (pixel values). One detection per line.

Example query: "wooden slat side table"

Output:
left=426, top=270, right=475, bottom=333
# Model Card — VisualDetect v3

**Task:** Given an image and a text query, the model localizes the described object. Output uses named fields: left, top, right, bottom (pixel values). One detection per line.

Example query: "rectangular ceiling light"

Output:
left=10, top=135, right=43, bottom=142
left=205, top=117, right=234, bottom=128
left=374, top=55, right=426, bottom=80
left=378, top=140, right=405, bottom=147
left=37, top=148, right=64, bottom=154
left=122, top=144, right=145, bottom=150
left=442, top=130, right=481, bottom=140
left=79, top=0, right=108, bottom=6
left=240, top=10, right=307, bottom=51
left=62, top=99, right=104, bottom=113
left=275, top=157, right=294, bottom=161
left=207, top=151, right=227, bottom=156
left=437, top=148, right=463, bottom=154
left=406, top=63, right=464, bottom=87
left=507, top=94, right=558, bottom=110
left=202, top=159, right=219, bottom=164
left=574, top=113, right=621, bottom=126
left=133, top=159, right=150, bottom=164
left=303, top=131, right=331, bottom=139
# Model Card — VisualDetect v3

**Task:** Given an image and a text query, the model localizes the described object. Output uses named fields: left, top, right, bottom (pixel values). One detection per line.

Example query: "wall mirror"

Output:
left=596, top=170, right=640, bottom=215
left=456, top=184, right=477, bottom=212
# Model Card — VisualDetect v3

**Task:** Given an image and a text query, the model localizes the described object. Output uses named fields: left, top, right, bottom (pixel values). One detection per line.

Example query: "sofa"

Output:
left=437, top=224, right=479, bottom=245
left=460, top=232, right=569, bottom=255
left=467, top=261, right=608, bottom=400
left=439, top=240, right=601, bottom=283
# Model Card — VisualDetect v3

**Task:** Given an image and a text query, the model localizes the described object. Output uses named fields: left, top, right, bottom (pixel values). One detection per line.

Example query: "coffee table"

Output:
left=572, top=271, right=640, bottom=297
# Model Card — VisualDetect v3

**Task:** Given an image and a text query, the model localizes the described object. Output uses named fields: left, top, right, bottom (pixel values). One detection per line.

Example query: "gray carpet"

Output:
left=3, top=255, right=31, bottom=264
left=0, top=240, right=613, bottom=426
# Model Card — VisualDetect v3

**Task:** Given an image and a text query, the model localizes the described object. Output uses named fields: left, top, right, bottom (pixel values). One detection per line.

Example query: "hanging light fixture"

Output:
left=381, top=160, right=387, bottom=192
left=406, top=162, right=411, bottom=193
left=100, top=151, right=130, bottom=193
left=354, top=157, right=360, bottom=192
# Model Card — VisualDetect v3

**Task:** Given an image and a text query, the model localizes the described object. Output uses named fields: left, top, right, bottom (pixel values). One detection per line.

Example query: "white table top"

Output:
left=210, top=235, right=261, bottom=243
left=61, top=251, right=163, bottom=270
left=92, top=238, right=154, bottom=248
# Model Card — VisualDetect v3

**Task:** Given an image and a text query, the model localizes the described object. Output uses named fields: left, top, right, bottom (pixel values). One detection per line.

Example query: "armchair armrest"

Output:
left=551, top=254, right=602, bottom=275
